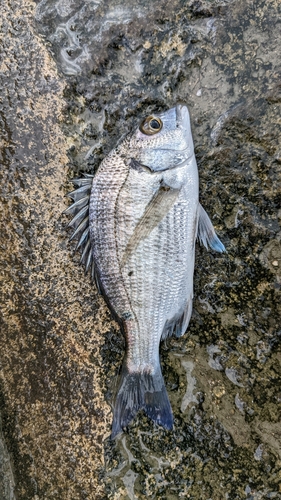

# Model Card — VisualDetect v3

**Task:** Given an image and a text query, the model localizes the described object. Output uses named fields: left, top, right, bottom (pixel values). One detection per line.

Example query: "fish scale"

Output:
left=121, top=192, right=191, bottom=367
left=91, top=156, right=130, bottom=315
left=65, top=104, right=226, bottom=438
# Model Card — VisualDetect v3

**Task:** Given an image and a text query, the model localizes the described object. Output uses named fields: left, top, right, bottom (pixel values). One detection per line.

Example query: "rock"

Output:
left=0, top=1, right=110, bottom=498
left=1, top=0, right=281, bottom=497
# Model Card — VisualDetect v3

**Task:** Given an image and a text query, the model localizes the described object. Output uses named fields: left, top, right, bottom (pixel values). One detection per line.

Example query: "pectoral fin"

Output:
left=121, top=183, right=180, bottom=267
left=198, top=204, right=226, bottom=253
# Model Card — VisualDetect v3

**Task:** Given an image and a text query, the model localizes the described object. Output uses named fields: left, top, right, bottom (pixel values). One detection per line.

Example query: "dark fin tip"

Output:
left=111, top=365, right=173, bottom=439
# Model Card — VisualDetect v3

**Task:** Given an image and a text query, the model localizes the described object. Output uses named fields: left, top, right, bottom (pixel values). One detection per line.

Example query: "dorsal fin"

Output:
left=64, top=174, right=96, bottom=281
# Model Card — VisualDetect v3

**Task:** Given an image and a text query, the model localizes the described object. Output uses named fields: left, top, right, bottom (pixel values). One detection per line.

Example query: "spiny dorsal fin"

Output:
left=64, top=174, right=96, bottom=281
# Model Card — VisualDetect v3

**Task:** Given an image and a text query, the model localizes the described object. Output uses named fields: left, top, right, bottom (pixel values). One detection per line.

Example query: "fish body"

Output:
left=65, top=105, right=225, bottom=437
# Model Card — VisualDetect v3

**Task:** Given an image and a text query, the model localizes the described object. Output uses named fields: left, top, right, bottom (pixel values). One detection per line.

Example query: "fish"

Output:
left=64, top=104, right=225, bottom=438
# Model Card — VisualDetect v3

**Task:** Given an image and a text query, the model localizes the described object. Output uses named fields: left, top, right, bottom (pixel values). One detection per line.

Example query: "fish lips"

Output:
left=176, top=104, right=191, bottom=132
left=155, top=104, right=191, bottom=135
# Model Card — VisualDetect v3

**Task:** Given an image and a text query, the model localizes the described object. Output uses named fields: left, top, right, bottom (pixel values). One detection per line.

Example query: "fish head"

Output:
left=127, top=104, right=194, bottom=172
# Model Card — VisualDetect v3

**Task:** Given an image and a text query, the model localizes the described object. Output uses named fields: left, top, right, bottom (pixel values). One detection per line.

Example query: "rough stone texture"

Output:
left=1, top=0, right=281, bottom=498
left=0, top=414, right=16, bottom=500
left=0, top=1, right=110, bottom=498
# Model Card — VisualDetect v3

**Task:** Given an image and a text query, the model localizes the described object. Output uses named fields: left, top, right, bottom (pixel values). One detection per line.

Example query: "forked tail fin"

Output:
left=111, top=363, right=173, bottom=438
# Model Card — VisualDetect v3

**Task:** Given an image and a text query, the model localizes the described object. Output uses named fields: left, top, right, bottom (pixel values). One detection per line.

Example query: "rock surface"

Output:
left=0, top=1, right=110, bottom=498
left=0, top=0, right=280, bottom=498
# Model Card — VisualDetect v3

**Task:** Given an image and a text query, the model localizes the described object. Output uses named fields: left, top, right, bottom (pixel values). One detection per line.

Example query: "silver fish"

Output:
left=65, top=104, right=225, bottom=438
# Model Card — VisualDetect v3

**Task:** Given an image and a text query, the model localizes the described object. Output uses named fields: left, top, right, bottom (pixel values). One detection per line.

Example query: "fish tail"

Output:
left=111, top=363, right=173, bottom=438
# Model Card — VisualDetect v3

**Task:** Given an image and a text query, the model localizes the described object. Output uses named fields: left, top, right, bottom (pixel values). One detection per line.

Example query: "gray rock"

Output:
left=1, top=0, right=280, bottom=498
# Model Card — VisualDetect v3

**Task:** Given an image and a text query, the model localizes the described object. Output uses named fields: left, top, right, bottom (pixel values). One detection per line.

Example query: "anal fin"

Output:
left=162, top=298, right=193, bottom=340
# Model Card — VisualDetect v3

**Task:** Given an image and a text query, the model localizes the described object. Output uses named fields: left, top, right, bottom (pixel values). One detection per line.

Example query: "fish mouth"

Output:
left=176, top=104, right=190, bottom=132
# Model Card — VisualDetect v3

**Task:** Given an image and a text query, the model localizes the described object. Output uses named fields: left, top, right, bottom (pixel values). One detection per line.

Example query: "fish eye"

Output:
left=139, top=116, right=163, bottom=135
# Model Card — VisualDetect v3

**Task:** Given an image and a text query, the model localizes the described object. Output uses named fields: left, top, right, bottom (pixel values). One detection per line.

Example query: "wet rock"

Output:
left=0, top=1, right=110, bottom=498
left=0, top=414, right=16, bottom=500
left=1, top=0, right=281, bottom=498
left=259, top=240, right=281, bottom=282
